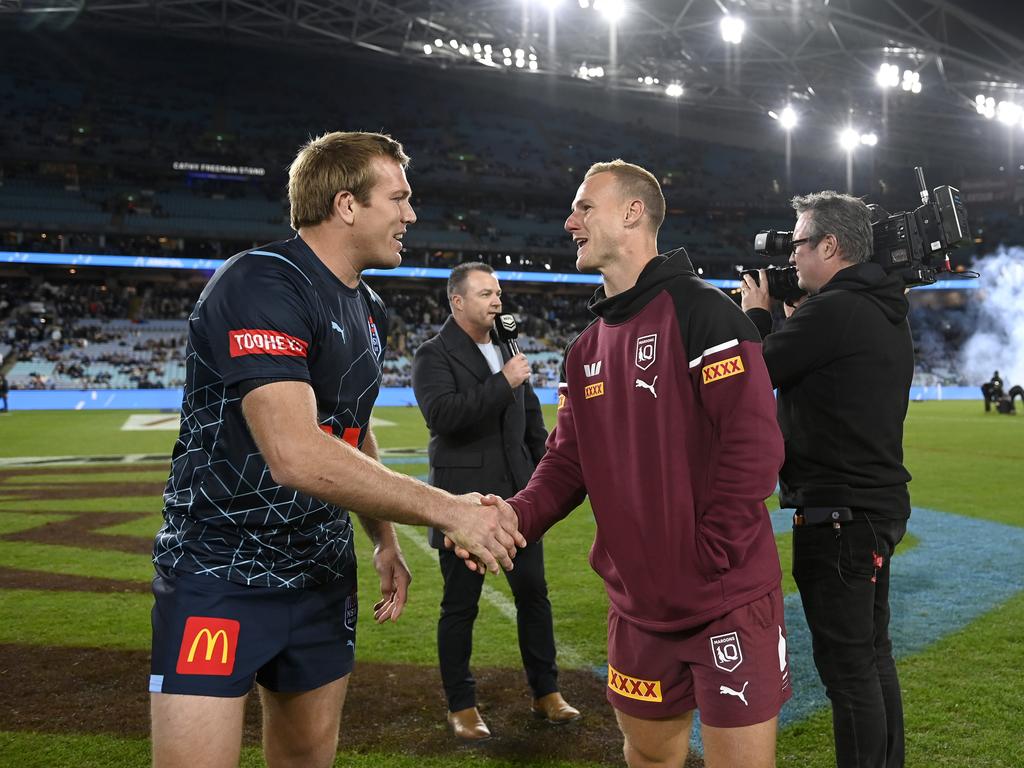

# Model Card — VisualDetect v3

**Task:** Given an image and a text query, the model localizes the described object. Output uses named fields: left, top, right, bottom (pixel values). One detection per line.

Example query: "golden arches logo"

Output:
left=176, top=616, right=239, bottom=675
left=187, top=628, right=230, bottom=664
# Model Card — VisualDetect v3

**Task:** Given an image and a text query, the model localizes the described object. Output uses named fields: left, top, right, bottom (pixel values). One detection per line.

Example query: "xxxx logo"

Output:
left=584, top=382, right=605, bottom=399
left=702, top=355, right=745, bottom=384
left=607, top=664, right=663, bottom=702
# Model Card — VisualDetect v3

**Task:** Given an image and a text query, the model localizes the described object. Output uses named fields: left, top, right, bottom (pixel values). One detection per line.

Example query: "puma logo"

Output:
left=719, top=681, right=749, bottom=706
left=635, top=376, right=658, bottom=398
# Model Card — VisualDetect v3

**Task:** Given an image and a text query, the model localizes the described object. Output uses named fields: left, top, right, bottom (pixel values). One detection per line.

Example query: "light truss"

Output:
left=5, top=0, right=1024, bottom=160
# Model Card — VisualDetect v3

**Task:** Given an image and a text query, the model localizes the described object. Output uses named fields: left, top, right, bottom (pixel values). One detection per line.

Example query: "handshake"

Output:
left=440, top=493, right=524, bottom=574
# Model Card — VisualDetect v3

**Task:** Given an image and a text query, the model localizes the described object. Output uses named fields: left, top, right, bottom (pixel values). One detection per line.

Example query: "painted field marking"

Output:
left=121, top=414, right=181, bottom=431
left=117, top=414, right=397, bottom=431
left=0, top=454, right=171, bottom=467
left=769, top=506, right=1024, bottom=727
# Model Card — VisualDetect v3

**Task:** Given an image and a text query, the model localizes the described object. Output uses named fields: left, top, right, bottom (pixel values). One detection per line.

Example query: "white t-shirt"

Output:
left=476, top=341, right=503, bottom=374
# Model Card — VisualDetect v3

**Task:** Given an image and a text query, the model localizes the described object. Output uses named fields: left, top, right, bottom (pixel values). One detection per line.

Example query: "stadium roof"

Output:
left=5, top=0, right=1024, bottom=163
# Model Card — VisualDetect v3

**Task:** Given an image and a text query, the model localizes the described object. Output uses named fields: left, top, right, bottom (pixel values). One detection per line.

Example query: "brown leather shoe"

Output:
left=531, top=692, right=581, bottom=724
left=447, top=707, right=492, bottom=741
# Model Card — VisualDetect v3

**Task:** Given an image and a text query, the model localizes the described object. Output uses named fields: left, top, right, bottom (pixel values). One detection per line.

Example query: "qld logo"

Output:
left=367, top=316, right=382, bottom=358
left=710, top=631, right=744, bottom=673
left=635, top=334, right=657, bottom=371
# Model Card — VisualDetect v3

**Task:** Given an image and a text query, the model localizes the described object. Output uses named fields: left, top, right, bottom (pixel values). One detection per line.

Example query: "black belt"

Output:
left=793, top=506, right=853, bottom=528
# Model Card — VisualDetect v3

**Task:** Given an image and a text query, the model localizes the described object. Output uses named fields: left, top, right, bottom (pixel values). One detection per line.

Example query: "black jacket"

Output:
left=412, top=316, right=548, bottom=547
left=746, top=262, right=914, bottom=518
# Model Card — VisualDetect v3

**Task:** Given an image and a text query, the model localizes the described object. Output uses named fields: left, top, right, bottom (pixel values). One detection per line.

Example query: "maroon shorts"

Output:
left=606, top=588, right=791, bottom=727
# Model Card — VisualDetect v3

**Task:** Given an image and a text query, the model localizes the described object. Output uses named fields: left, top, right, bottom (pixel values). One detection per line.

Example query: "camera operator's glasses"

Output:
left=789, top=237, right=813, bottom=253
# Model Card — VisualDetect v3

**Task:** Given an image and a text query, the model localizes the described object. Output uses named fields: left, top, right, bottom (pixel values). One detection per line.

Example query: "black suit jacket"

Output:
left=412, top=317, right=548, bottom=548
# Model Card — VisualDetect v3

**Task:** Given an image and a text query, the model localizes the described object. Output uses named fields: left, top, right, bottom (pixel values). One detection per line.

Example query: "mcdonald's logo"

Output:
left=176, top=616, right=240, bottom=676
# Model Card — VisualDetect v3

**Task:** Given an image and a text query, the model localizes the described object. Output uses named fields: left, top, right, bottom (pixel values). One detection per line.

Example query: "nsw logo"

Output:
left=635, top=334, right=657, bottom=371
left=710, top=631, right=744, bottom=673
left=367, top=316, right=382, bottom=358
left=344, top=593, right=358, bottom=631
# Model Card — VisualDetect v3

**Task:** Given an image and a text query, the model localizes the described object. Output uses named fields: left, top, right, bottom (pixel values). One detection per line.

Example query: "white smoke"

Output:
left=959, top=246, right=1024, bottom=389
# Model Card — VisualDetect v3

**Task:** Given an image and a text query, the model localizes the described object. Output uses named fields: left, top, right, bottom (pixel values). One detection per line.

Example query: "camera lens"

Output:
left=753, top=229, right=794, bottom=257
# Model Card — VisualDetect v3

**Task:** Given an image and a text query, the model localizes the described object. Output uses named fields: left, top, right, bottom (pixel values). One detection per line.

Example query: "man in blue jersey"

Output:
left=150, top=131, right=525, bottom=768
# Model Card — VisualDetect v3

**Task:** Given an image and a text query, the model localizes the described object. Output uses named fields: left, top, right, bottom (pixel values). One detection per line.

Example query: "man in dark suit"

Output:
left=412, top=262, right=579, bottom=742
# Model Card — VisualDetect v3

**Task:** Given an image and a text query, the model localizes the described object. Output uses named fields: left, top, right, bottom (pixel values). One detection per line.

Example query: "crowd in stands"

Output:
left=0, top=273, right=598, bottom=391
left=1, top=267, right=985, bottom=393
left=0, top=29, right=1011, bottom=391
left=3, top=27, right=976, bottom=281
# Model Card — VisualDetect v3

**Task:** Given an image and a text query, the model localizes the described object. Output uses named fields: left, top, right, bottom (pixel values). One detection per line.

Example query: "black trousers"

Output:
left=438, top=539, right=559, bottom=712
left=793, top=512, right=908, bottom=768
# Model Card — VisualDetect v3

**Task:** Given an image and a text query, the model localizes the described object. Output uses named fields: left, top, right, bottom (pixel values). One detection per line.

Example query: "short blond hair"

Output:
left=585, top=159, right=666, bottom=232
left=288, top=131, right=410, bottom=230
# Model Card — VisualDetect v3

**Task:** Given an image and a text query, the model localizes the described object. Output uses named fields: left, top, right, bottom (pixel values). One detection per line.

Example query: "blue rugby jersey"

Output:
left=154, top=235, right=389, bottom=588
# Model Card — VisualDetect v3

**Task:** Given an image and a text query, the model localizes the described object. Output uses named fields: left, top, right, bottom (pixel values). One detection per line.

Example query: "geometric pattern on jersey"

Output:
left=154, top=237, right=388, bottom=588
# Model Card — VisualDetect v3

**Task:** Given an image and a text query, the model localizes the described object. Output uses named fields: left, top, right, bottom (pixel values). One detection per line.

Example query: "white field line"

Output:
left=0, top=453, right=171, bottom=467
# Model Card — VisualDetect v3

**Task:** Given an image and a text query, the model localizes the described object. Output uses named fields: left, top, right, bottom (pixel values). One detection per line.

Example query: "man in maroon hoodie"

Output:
left=478, top=160, right=789, bottom=767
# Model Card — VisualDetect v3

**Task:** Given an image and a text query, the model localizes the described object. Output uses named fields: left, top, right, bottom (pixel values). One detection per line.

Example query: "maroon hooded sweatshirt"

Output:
left=510, top=250, right=784, bottom=632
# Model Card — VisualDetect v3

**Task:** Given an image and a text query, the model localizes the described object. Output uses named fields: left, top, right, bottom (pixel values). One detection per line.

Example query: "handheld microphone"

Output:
left=494, top=313, right=521, bottom=357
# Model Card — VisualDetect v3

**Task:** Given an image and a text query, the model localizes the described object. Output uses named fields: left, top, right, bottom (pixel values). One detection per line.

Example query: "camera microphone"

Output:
left=494, top=313, right=521, bottom=357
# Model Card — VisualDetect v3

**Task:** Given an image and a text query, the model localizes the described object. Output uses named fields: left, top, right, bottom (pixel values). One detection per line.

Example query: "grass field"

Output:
left=0, top=400, right=1021, bottom=767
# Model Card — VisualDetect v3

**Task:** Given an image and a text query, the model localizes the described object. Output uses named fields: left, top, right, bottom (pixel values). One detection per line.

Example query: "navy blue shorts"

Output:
left=149, top=565, right=357, bottom=697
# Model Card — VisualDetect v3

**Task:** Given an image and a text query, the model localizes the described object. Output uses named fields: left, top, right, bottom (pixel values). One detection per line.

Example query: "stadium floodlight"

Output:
left=484, top=44, right=493, bottom=54
left=779, top=105, right=797, bottom=130
left=665, top=83, right=684, bottom=98
left=860, top=132, right=878, bottom=146
left=529, top=60, right=539, bottom=71
left=997, top=101, right=1022, bottom=126
left=901, top=70, right=921, bottom=93
left=643, top=75, right=654, bottom=85
left=876, top=63, right=900, bottom=88
left=504, top=57, right=513, bottom=66
left=449, top=39, right=459, bottom=49
left=503, top=47, right=512, bottom=57
left=472, top=42, right=482, bottom=53
left=720, top=15, right=745, bottom=44
left=423, top=44, right=433, bottom=55
left=976, top=94, right=996, bottom=119
left=839, top=128, right=860, bottom=151
left=594, top=0, right=625, bottom=23
left=434, top=38, right=443, bottom=48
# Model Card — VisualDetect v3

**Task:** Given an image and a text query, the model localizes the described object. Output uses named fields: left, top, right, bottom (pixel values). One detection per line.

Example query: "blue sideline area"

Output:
left=5, top=386, right=984, bottom=410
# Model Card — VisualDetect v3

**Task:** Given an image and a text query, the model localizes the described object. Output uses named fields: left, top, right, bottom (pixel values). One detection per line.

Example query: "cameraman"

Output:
left=741, top=191, right=913, bottom=768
